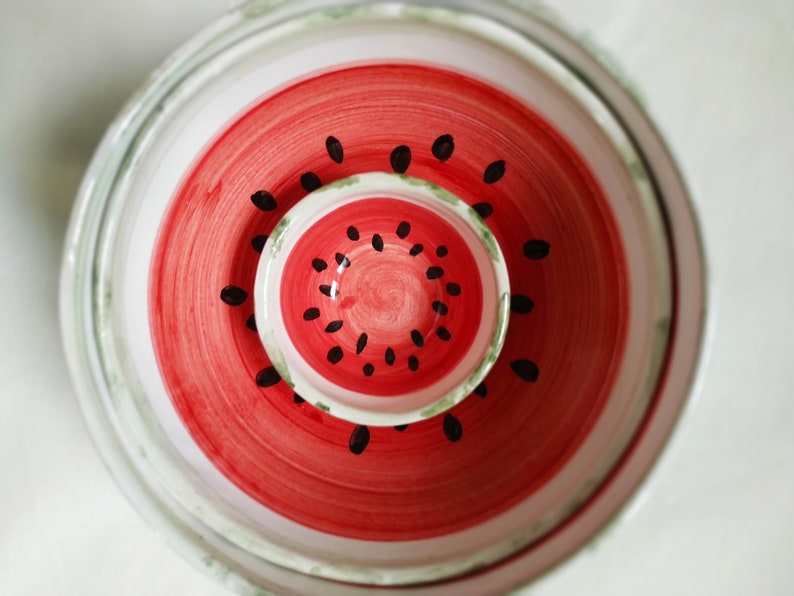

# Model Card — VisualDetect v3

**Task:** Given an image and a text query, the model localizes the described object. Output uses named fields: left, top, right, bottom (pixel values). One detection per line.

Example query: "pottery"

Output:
left=254, top=172, right=510, bottom=426
left=60, top=1, right=706, bottom=593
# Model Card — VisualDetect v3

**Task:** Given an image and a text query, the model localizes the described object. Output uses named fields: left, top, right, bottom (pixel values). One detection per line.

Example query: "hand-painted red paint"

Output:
left=150, top=63, right=627, bottom=540
left=280, top=197, right=483, bottom=395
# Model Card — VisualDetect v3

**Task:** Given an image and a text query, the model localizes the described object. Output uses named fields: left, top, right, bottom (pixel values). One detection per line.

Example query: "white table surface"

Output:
left=1, top=1, right=792, bottom=594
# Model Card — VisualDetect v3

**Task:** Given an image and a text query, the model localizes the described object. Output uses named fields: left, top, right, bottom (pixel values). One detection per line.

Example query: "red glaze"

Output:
left=150, top=63, right=628, bottom=540
left=280, top=197, right=483, bottom=396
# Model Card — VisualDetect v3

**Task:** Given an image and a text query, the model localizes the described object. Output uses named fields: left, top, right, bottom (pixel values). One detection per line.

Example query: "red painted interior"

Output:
left=280, top=197, right=484, bottom=396
left=150, top=63, right=628, bottom=540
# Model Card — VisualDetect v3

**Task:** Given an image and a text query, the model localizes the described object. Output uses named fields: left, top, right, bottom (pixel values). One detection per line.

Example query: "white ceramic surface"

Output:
left=1, top=1, right=792, bottom=595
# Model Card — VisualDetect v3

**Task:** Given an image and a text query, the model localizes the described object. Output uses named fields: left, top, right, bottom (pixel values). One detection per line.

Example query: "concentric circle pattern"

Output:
left=62, top=3, right=706, bottom=592
left=149, top=63, right=628, bottom=541
left=279, top=196, right=486, bottom=398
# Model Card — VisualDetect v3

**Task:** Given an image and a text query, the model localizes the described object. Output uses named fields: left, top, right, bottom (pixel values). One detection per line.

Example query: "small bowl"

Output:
left=255, top=172, right=510, bottom=427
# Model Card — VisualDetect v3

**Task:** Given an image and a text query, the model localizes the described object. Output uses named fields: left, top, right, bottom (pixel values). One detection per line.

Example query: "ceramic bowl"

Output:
left=60, top=1, right=706, bottom=593
left=255, top=172, right=511, bottom=427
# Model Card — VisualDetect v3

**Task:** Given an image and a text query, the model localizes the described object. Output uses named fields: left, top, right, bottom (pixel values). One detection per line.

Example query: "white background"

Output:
left=1, top=1, right=792, bottom=594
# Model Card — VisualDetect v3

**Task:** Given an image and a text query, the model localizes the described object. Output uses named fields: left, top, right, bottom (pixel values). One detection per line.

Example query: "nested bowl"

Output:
left=61, top=1, right=705, bottom=593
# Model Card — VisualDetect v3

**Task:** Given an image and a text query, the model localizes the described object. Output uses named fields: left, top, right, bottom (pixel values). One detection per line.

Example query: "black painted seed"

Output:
left=511, top=294, right=535, bottom=314
left=437, top=326, right=452, bottom=341
left=410, top=329, right=424, bottom=348
left=303, top=307, right=320, bottom=321
left=325, top=320, right=344, bottom=333
left=327, top=346, right=344, bottom=364
left=473, top=381, right=487, bottom=398
left=326, top=135, right=344, bottom=163
left=255, top=367, right=281, bottom=387
left=347, top=226, right=360, bottom=241
left=426, top=266, right=444, bottom=280
left=356, top=333, right=368, bottom=355
left=312, top=258, right=328, bottom=272
left=408, top=355, right=419, bottom=371
left=300, top=171, right=322, bottom=192
left=446, top=282, right=461, bottom=296
left=409, top=243, right=424, bottom=256
left=483, top=160, right=506, bottom=184
left=246, top=314, right=257, bottom=331
left=432, top=134, right=455, bottom=162
left=294, top=392, right=305, bottom=404
left=472, top=202, right=494, bottom=219
left=319, top=284, right=338, bottom=298
left=335, top=253, right=351, bottom=268
left=394, top=424, right=408, bottom=432
left=390, top=145, right=412, bottom=173
left=349, top=425, right=370, bottom=454
left=396, top=221, right=411, bottom=239
left=432, top=301, right=449, bottom=315
left=363, top=363, right=374, bottom=376
left=523, top=240, right=550, bottom=260
left=511, top=359, right=540, bottom=382
left=372, top=234, right=384, bottom=252
left=251, top=235, right=268, bottom=253
left=436, top=245, right=448, bottom=258
left=443, top=413, right=463, bottom=442
left=251, top=190, right=277, bottom=211
left=385, top=347, right=396, bottom=366
left=220, top=286, right=248, bottom=306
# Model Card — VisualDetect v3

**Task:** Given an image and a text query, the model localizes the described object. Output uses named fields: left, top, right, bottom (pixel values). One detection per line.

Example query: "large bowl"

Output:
left=60, top=1, right=706, bottom=593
